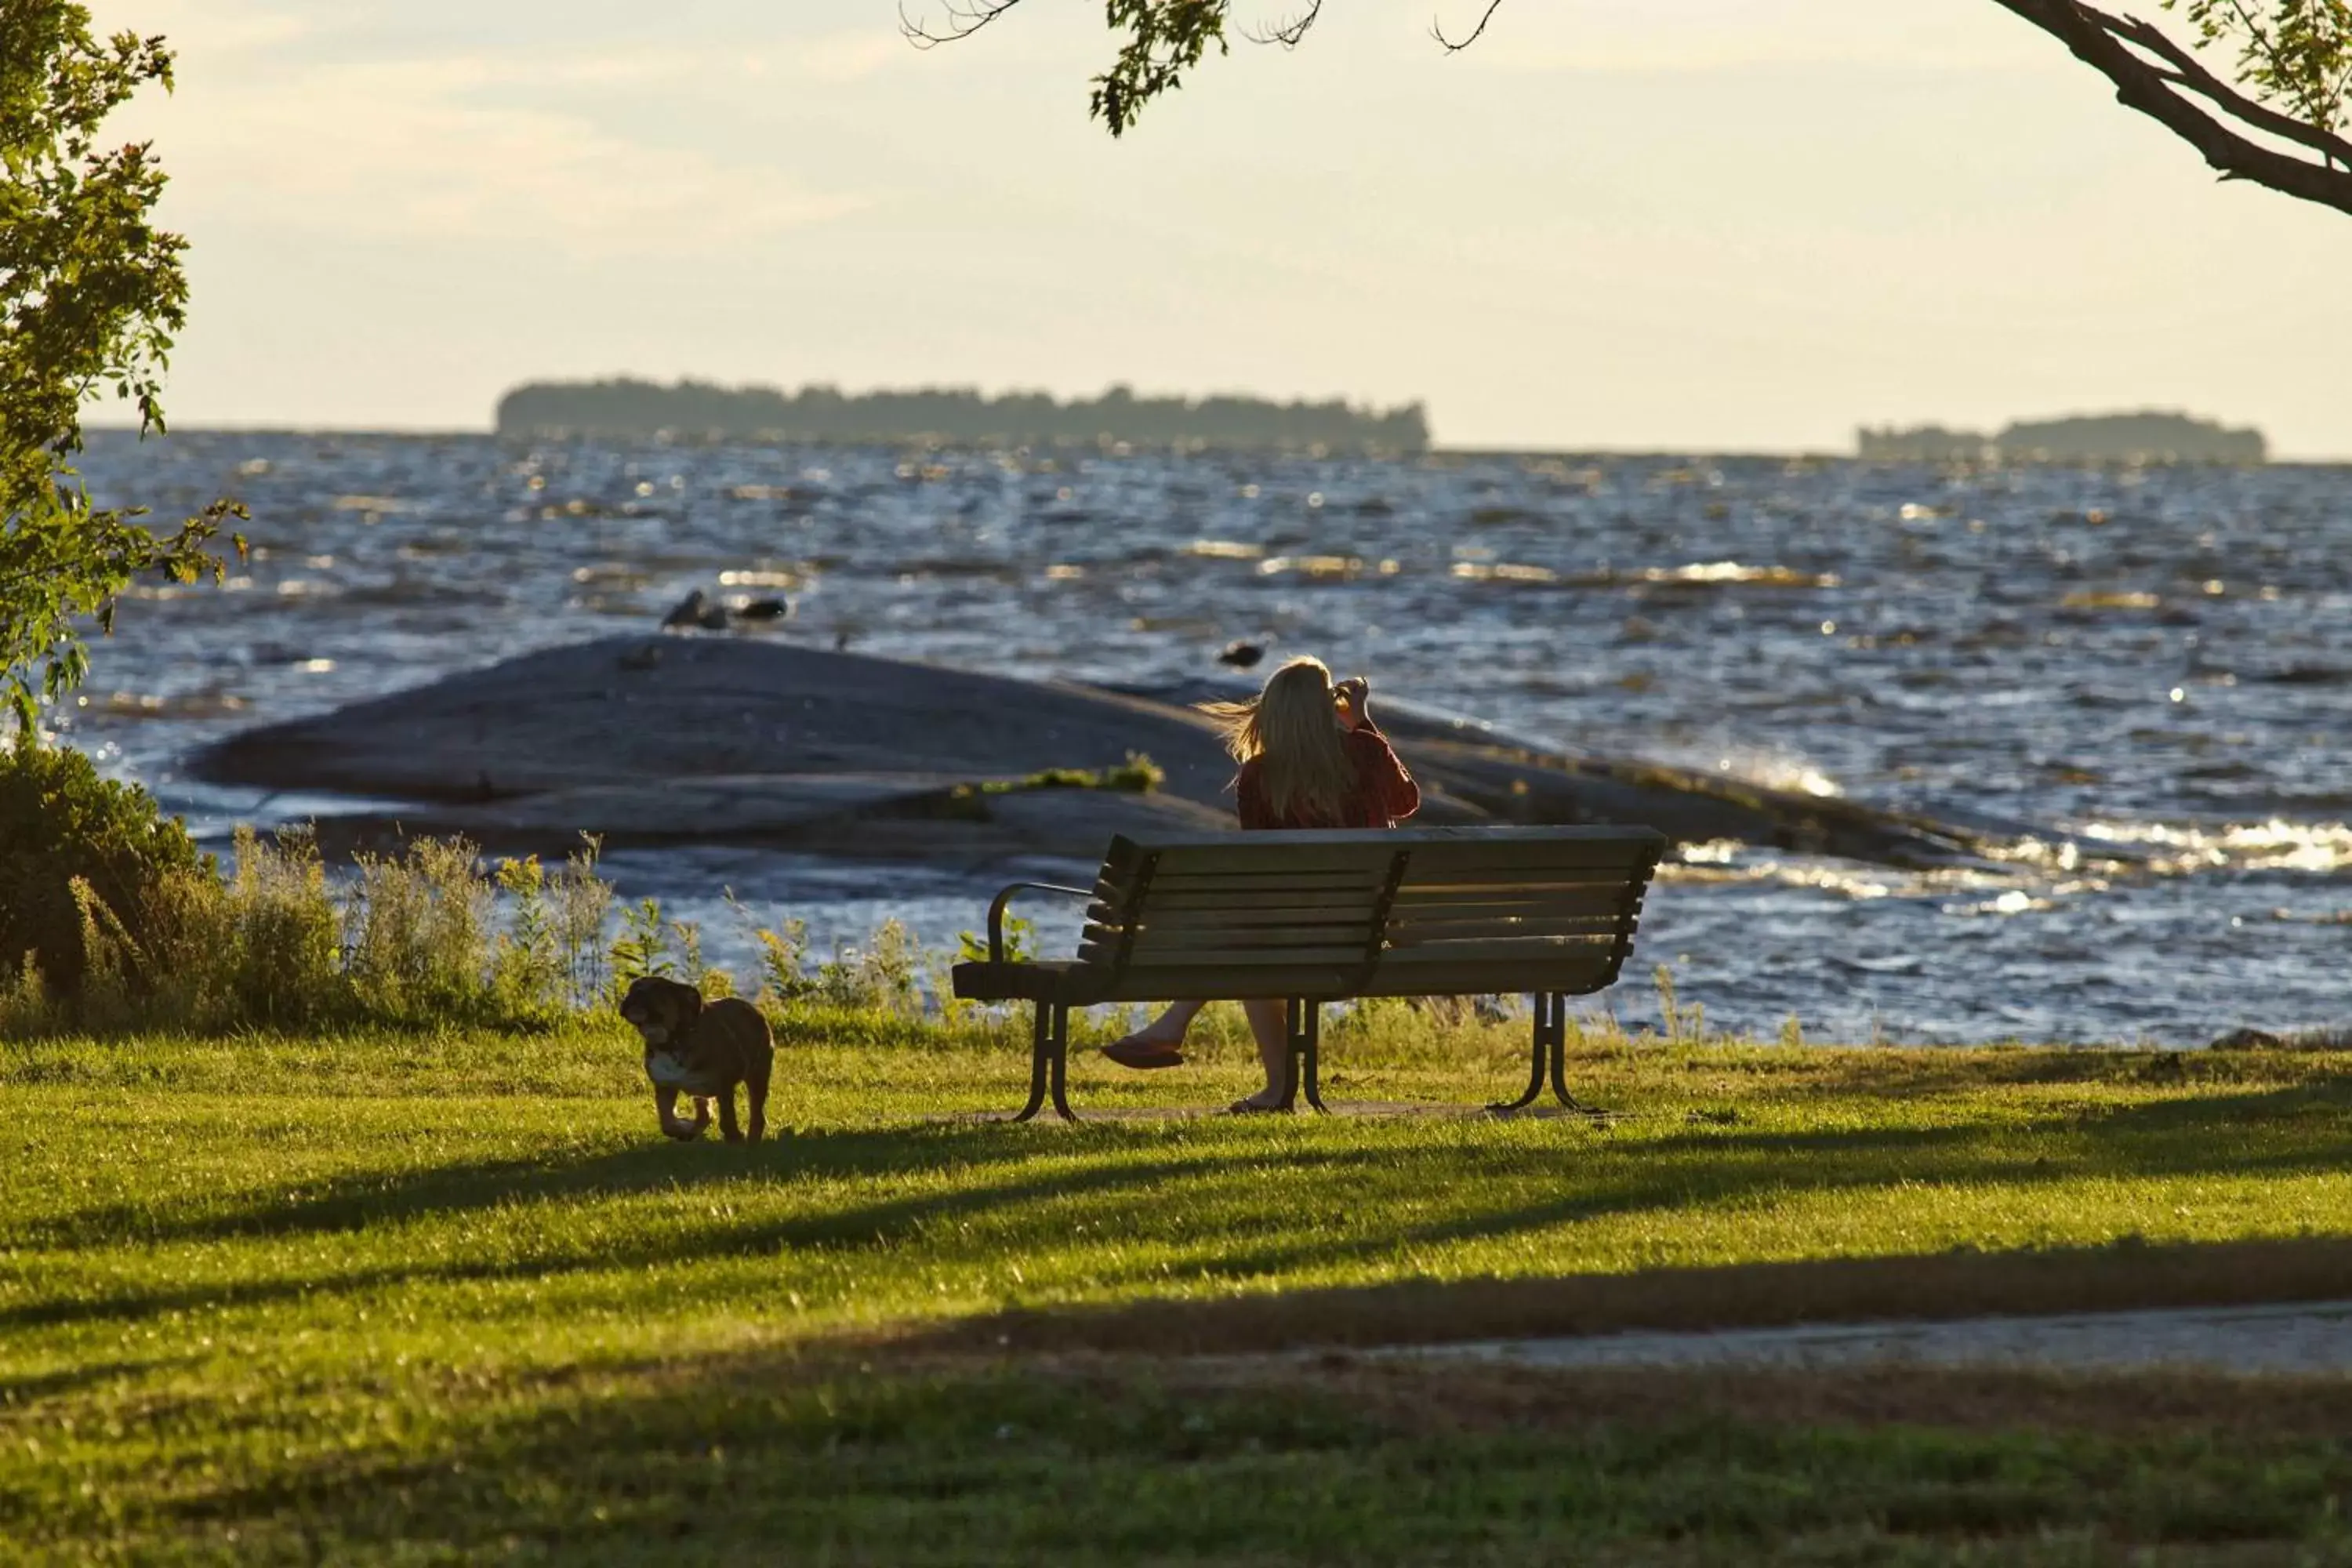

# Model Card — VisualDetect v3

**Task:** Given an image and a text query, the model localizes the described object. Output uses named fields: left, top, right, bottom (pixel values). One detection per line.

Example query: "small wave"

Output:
left=572, top=564, right=654, bottom=587
left=2242, top=663, right=2352, bottom=685
left=2060, top=590, right=2161, bottom=610
left=1650, top=746, right=1845, bottom=799
left=339, top=581, right=510, bottom=608
left=726, top=485, right=820, bottom=503
left=1258, top=555, right=1392, bottom=580
left=1450, top=561, right=1555, bottom=583
left=1645, top=562, right=1838, bottom=588
left=718, top=568, right=801, bottom=590
left=895, top=557, right=1022, bottom=581
left=1943, top=889, right=2054, bottom=916
left=2070, top=817, right=2352, bottom=873
left=80, top=690, right=249, bottom=721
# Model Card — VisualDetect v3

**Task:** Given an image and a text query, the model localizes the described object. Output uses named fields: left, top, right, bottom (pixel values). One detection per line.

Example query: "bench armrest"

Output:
left=984, top=881, right=1097, bottom=964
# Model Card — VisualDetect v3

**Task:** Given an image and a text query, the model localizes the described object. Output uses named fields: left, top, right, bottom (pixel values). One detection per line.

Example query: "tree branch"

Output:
left=2094, top=4, right=2352, bottom=162
left=1432, top=0, right=1506, bottom=54
left=1991, top=0, right=2352, bottom=213
left=898, top=0, right=1025, bottom=49
left=1244, top=0, right=1323, bottom=49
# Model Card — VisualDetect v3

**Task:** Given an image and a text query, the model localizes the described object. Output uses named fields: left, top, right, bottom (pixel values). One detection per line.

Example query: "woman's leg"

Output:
left=1103, top=998, right=1204, bottom=1069
left=1239, top=998, right=1291, bottom=1109
left=1123, top=999, right=1202, bottom=1048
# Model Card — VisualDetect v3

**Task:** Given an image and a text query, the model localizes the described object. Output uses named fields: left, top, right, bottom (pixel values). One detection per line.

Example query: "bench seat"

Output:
left=951, top=825, right=1666, bottom=1120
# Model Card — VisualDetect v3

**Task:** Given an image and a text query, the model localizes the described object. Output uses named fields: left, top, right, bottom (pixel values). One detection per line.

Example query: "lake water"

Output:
left=57, top=429, right=2352, bottom=1045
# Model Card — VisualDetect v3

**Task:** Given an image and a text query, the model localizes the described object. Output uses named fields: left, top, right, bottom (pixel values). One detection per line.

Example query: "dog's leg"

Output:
left=655, top=1085, right=702, bottom=1141
left=746, top=1063, right=769, bottom=1143
left=717, top=1083, right=742, bottom=1142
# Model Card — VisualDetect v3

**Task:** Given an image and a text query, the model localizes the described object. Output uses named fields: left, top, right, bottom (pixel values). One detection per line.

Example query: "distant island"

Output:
left=495, top=378, right=1430, bottom=454
left=1857, top=411, right=2266, bottom=464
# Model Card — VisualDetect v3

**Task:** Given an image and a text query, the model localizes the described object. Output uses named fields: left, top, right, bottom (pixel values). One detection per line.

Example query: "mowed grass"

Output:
left=8, top=1009, right=2352, bottom=1563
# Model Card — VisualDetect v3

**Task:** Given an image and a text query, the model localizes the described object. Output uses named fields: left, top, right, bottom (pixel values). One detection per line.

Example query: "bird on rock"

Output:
left=660, top=589, right=730, bottom=632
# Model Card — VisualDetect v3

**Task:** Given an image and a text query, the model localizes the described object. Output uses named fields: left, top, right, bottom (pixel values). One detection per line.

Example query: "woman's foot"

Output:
left=1104, top=1035, right=1186, bottom=1069
left=1226, top=1091, right=1290, bottom=1114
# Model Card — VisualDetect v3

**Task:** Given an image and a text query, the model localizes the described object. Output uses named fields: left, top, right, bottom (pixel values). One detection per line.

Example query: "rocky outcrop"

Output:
left=193, top=637, right=1247, bottom=808
left=191, top=635, right=2098, bottom=871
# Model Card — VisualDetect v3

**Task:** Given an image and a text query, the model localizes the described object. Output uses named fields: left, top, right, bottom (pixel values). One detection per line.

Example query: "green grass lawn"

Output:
left=7, top=1010, right=2352, bottom=1563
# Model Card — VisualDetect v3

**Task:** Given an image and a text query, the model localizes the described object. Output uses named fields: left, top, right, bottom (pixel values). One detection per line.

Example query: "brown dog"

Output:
left=617, top=976, right=774, bottom=1142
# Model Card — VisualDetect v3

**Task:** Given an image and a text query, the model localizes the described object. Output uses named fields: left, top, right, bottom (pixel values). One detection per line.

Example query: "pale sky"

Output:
left=90, top=0, right=2352, bottom=455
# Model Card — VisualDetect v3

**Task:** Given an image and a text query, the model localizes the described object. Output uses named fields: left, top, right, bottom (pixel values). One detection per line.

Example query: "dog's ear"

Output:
left=665, top=977, right=704, bottom=1021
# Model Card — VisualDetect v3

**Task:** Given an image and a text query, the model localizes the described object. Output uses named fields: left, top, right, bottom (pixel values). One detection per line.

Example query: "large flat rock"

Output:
left=197, top=635, right=2097, bottom=871
left=193, top=636, right=1244, bottom=807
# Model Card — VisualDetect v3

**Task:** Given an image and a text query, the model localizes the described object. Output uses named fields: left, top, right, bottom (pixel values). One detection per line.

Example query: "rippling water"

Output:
left=59, top=429, right=2352, bottom=1045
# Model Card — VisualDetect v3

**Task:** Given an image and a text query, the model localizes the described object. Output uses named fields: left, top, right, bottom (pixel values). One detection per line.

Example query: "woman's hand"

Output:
left=1334, top=676, right=1371, bottom=730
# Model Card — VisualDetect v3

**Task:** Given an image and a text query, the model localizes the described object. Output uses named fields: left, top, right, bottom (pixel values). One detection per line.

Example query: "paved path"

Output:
left=1399, top=1300, right=2352, bottom=1377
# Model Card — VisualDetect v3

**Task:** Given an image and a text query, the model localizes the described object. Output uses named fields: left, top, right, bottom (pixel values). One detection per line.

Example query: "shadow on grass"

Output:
left=131, top=1330, right=2352, bottom=1564
left=895, top=1232, right=2352, bottom=1357
left=15, top=1083, right=2352, bottom=1339
left=0, top=1355, right=200, bottom=1407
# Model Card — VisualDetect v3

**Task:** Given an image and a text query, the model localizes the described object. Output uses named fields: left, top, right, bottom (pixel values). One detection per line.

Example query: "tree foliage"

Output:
left=1, top=1, right=241, bottom=739
left=906, top=0, right=2352, bottom=214
left=2169, top=0, right=2352, bottom=135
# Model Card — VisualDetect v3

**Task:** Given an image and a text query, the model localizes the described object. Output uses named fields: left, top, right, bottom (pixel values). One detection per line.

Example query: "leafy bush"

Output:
left=0, top=789, right=1028, bottom=1038
left=0, top=742, right=208, bottom=1001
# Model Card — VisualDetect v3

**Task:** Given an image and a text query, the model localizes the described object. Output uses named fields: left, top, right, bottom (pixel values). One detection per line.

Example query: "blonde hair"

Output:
left=1201, top=655, right=1358, bottom=826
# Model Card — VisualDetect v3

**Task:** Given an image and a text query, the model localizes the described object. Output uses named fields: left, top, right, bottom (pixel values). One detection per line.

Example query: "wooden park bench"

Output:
left=950, top=825, right=1666, bottom=1120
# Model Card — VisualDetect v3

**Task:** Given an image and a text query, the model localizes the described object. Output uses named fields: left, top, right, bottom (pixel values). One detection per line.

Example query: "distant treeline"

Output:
left=1857, top=411, right=2266, bottom=464
left=495, top=379, right=1431, bottom=454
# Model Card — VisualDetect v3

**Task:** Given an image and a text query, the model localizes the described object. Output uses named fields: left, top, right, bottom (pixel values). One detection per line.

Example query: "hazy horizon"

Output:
left=89, top=0, right=2352, bottom=459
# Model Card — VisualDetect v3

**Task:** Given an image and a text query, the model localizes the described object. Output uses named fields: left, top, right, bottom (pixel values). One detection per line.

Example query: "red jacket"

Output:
left=1236, top=720, right=1421, bottom=830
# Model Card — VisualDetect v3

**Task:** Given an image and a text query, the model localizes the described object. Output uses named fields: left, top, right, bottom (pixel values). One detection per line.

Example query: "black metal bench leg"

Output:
left=1276, top=997, right=1304, bottom=1111
left=1300, top=1000, right=1328, bottom=1113
left=1548, top=992, right=1602, bottom=1115
left=1489, top=993, right=1551, bottom=1112
left=1047, top=1004, right=1078, bottom=1122
left=1011, top=1002, right=1052, bottom=1123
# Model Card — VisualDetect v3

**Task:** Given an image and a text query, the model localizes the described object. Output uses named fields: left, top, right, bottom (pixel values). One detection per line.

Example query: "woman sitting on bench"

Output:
left=1103, top=654, right=1420, bottom=1111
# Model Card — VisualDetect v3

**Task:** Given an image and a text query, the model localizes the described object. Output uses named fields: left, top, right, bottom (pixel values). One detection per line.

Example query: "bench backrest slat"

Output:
left=1389, top=887, right=1631, bottom=920
left=1060, top=827, right=1665, bottom=1004
left=1370, top=834, right=1660, bottom=993
left=1082, top=836, right=1397, bottom=999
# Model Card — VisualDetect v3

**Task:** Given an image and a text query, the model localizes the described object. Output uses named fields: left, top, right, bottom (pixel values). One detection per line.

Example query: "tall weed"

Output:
left=811, top=917, right=923, bottom=1016
left=610, top=898, right=673, bottom=987
left=0, top=955, right=54, bottom=1038
left=228, top=826, right=344, bottom=1027
left=492, top=856, right=564, bottom=1020
left=732, top=894, right=816, bottom=1009
left=552, top=837, right=614, bottom=1010
left=345, top=836, right=496, bottom=1025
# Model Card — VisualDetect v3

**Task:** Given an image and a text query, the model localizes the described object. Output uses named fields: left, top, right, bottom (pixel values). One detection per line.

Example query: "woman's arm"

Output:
left=1235, top=757, right=1272, bottom=829
left=1349, top=721, right=1421, bottom=823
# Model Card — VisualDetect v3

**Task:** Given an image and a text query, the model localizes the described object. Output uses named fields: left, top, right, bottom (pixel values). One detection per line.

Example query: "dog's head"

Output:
left=618, top=975, right=702, bottom=1048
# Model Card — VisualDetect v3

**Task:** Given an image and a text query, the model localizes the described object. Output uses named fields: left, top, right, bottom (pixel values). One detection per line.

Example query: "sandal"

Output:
left=1226, top=1094, right=1289, bottom=1115
left=1103, top=1036, right=1186, bottom=1070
